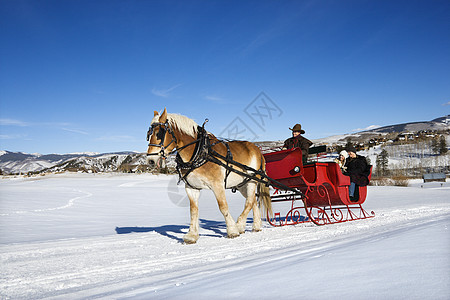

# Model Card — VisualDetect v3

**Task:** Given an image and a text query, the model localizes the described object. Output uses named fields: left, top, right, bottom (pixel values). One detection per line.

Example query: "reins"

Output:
left=206, top=146, right=306, bottom=197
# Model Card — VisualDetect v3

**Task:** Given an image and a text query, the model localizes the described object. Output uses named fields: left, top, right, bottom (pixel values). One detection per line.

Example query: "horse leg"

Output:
left=251, top=198, right=262, bottom=232
left=212, top=185, right=240, bottom=238
left=236, top=182, right=258, bottom=233
left=183, top=187, right=201, bottom=244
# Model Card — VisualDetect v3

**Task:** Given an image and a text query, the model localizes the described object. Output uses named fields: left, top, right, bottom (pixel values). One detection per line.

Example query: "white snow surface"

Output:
left=1, top=173, right=449, bottom=299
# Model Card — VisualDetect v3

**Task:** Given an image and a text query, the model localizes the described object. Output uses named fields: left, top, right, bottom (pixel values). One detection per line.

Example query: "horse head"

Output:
left=146, top=108, right=177, bottom=165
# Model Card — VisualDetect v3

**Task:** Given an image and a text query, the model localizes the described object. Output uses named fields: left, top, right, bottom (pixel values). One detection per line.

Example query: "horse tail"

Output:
left=256, top=154, right=272, bottom=219
left=258, top=181, right=272, bottom=219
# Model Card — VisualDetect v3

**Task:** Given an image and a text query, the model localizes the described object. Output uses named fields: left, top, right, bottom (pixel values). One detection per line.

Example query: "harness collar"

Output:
left=175, top=124, right=211, bottom=188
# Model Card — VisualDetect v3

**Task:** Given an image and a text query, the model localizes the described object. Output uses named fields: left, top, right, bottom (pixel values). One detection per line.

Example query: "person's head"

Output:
left=289, top=124, right=305, bottom=137
left=345, top=145, right=357, bottom=158
left=339, top=150, right=349, bottom=161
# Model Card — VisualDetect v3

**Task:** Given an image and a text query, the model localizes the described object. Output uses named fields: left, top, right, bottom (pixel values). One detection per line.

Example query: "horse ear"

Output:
left=160, top=107, right=168, bottom=122
left=153, top=110, right=159, bottom=117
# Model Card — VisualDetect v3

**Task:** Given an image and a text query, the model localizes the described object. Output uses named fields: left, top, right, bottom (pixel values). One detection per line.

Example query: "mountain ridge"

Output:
left=310, top=115, right=449, bottom=145
left=359, top=115, right=449, bottom=134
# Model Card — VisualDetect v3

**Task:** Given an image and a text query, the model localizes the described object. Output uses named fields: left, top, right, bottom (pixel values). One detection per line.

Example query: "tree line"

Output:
left=374, top=135, right=448, bottom=178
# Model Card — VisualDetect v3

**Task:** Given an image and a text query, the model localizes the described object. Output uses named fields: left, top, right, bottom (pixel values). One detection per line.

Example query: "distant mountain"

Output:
left=0, top=151, right=150, bottom=175
left=361, top=115, right=450, bottom=134
left=0, top=151, right=82, bottom=174
left=312, top=115, right=450, bottom=145
left=41, top=152, right=150, bottom=174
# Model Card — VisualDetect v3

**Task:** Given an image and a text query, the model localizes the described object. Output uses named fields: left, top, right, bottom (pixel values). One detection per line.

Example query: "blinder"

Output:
left=147, top=121, right=177, bottom=157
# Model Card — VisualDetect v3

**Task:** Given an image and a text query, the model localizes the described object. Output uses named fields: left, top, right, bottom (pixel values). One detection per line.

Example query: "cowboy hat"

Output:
left=289, top=124, right=305, bottom=134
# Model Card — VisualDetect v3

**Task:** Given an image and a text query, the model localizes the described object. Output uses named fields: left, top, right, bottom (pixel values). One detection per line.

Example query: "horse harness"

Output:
left=176, top=125, right=266, bottom=191
left=147, top=120, right=266, bottom=191
left=147, top=121, right=306, bottom=197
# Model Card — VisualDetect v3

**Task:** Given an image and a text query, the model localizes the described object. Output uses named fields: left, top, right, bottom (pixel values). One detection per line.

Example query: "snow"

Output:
left=312, top=134, right=361, bottom=145
left=1, top=159, right=55, bottom=174
left=1, top=173, right=449, bottom=299
left=68, top=152, right=101, bottom=156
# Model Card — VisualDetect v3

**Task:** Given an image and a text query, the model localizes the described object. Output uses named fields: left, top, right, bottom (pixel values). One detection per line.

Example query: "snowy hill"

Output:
left=0, top=151, right=74, bottom=174
left=43, top=152, right=150, bottom=174
left=368, top=115, right=450, bottom=133
left=0, top=151, right=149, bottom=175
left=312, top=115, right=450, bottom=145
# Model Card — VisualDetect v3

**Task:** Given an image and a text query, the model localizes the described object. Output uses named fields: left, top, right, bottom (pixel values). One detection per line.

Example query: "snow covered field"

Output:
left=1, top=173, right=449, bottom=299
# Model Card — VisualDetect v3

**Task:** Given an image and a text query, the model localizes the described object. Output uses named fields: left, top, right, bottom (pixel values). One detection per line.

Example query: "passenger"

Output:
left=282, top=123, right=312, bottom=163
left=343, top=146, right=370, bottom=201
left=335, top=150, right=348, bottom=172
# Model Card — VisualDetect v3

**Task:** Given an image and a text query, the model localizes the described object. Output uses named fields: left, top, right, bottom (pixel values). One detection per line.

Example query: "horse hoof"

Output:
left=184, top=239, right=197, bottom=244
left=183, top=234, right=199, bottom=244
left=252, top=228, right=262, bottom=232
left=227, top=232, right=240, bottom=239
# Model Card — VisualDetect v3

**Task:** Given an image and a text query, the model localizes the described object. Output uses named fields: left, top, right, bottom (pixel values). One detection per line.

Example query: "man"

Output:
left=343, top=146, right=370, bottom=201
left=283, top=124, right=312, bottom=162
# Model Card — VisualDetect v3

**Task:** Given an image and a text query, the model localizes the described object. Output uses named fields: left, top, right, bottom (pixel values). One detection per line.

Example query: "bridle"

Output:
left=146, top=121, right=177, bottom=158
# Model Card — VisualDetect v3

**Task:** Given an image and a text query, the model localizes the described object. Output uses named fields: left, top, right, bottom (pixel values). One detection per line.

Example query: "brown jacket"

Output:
left=283, top=135, right=313, bottom=157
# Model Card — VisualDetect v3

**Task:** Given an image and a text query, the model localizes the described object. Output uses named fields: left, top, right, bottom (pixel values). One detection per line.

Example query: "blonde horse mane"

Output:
left=152, top=112, right=198, bottom=138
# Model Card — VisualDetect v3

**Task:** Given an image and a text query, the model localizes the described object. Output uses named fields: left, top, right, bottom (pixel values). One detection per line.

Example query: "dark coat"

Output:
left=344, top=155, right=370, bottom=186
left=283, top=135, right=313, bottom=157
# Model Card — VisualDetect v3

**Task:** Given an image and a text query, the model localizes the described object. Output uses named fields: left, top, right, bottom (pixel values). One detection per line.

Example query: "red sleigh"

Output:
left=263, top=148, right=374, bottom=226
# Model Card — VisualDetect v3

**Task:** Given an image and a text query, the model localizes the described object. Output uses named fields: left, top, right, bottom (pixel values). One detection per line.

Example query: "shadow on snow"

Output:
left=115, top=218, right=253, bottom=243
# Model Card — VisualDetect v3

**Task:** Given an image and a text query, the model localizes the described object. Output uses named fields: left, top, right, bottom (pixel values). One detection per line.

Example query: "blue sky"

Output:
left=1, top=0, right=449, bottom=154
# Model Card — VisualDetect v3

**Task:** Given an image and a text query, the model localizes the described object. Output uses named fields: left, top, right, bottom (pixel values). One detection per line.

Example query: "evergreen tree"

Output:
left=431, top=137, right=439, bottom=154
left=376, top=148, right=389, bottom=176
left=438, top=135, right=448, bottom=155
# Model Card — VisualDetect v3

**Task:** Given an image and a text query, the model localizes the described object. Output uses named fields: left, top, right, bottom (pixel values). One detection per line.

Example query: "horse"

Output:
left=146, top=108, right=272, bottom=244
